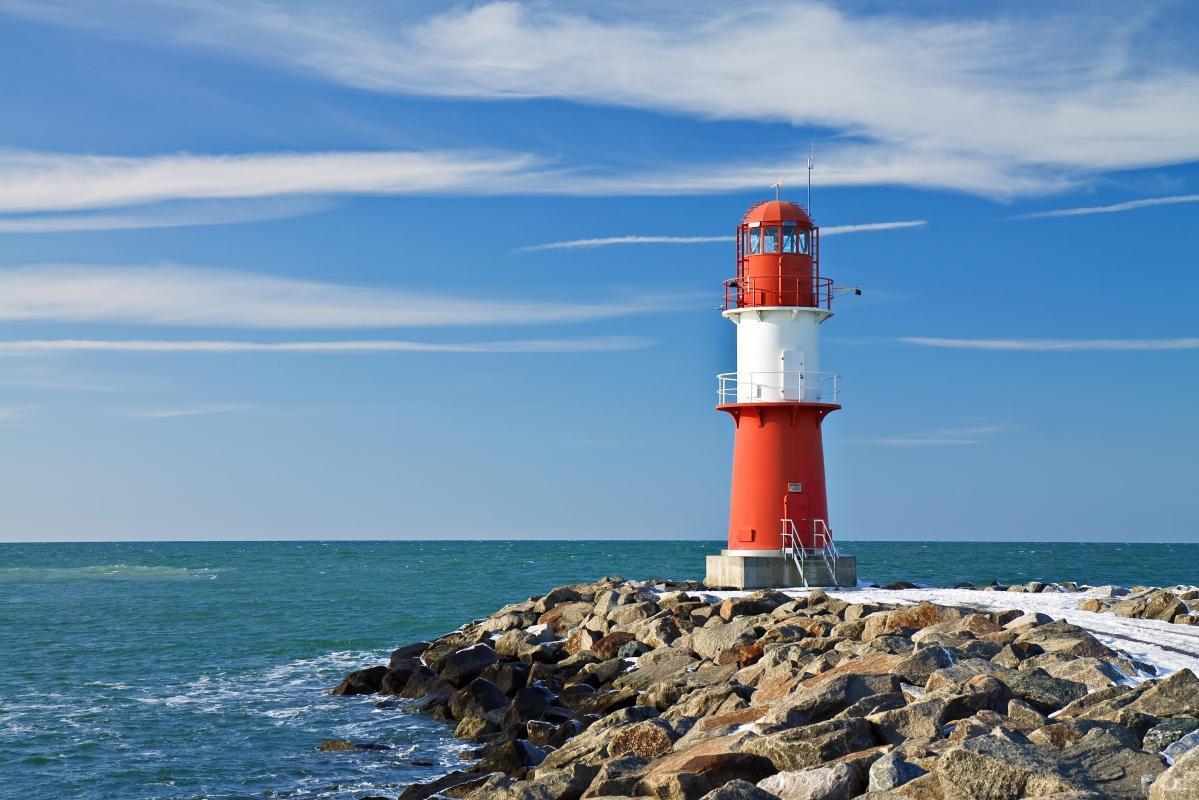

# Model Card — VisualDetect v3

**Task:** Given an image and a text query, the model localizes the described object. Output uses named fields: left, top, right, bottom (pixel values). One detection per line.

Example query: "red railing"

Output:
left=723, top=275, right=833, bottom=310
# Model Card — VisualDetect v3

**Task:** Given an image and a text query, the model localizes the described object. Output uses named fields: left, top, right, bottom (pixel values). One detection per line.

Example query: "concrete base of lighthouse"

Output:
left=704, top=550, right=857, bottom=589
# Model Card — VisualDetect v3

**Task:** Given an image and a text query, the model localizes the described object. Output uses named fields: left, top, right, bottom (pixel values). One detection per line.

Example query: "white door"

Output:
left=782, top=349, right=805, bottom=401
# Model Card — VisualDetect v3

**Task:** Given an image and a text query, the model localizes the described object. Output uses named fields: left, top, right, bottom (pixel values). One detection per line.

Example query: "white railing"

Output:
left=781, top=517, right=841, bottom=587
left=717, top=371, right=840, bottom=404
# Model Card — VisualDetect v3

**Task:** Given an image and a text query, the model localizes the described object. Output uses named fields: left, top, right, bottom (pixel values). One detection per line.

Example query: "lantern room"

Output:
left=725, top=200, right=830, bottom=310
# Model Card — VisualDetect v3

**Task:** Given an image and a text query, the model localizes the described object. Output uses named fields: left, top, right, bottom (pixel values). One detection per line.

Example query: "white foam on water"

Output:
left=0, top=564, right=223, bottom=583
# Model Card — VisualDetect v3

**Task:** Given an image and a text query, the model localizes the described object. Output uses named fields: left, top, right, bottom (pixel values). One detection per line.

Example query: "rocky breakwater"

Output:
left=332, top=578, right=1199, bottom=800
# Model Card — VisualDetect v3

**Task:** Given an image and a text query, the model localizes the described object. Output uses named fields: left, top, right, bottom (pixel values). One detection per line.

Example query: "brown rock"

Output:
left=592, top=631, right=638, bottom=660
left=638, top=751, right=777, bottom=800
left=610, top=719, right=678, bottom=759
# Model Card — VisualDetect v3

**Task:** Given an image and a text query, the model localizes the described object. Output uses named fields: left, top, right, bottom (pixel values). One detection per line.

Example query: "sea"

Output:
left=2, top=539, right=1197, bottom=800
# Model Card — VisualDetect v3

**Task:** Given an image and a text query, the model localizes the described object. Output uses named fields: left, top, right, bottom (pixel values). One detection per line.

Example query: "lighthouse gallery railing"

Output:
left=717, top=371, right=840, bottom=405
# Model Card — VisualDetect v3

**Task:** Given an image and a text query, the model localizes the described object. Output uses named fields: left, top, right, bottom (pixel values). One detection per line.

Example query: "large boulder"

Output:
left=637, top=751, right=777, bottom=800
left=610, top=718, right=679, bottom=759
left=758, top=762, right=855, bottom=800
left=742, top=718, right=876, bottom=771
left=867, top=753, right=927, bottom=792
left=330, top=665, right=387, bottom=696
left=441, top=644, right=500, bottom=688
left=891, top=646, right=957, bottom=687
left=1151, top=745, right=1199, bottom=799
left=582, top=753, right=649, bottom=798
left=932, top=735, right=1087, bottom=798
left=1014, top=621, right=1116, bottom=659
left=397, top=770, right=490, bottom=800
left=1058, top=727, right=1166, bottom=799
left=693, top=617, right=767, bottom=661
left=999, top=670, right=1089, bottom=713
left=1125, top=669, right=1199, bottom=717
left=700, top=780, right=781, bottom=799
left=720, top=590, right=793, bottom=621
left=449, top=678, right=510, bottom=720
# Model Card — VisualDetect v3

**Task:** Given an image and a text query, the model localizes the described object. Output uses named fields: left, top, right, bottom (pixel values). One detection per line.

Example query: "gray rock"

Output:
left=1126, top=669, right=1199, bottom=717
left=867, top=697, right=948, bottom=744
left=1144, top=717, right=1199, bottom=752
left=1001, top=669, right=1089, bottom=713
left=1059, top=727, right=1166, bottom=798
left=441, top=644, right=500, bottom=687
left=891, top=646, right=956, bottom=686
left=934, top=735, right=1087, bottom=798
left=699, top=779, right=781, bottom=800
left=580, top=753, right=648, bottom=798
left=449, top=678, right=510, bottom=720
left=867, top=752, right=927, bottom=792
left=1006, top=698, right=1048, bottom=731
left=1014, top=621, right=1116, bottom=659
left=742, top=717, right=875, bottom=771
left=758, top=763, right=855, bottom=800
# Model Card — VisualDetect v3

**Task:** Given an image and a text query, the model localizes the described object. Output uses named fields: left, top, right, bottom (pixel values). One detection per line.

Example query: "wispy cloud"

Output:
left=0, top=198, right=334, bottom=233
left=901, top=337, right=1199, bottom=352
left=0, top=405, right=37, bottom=421
left=0, top=264, right=689, bottom=328
left=0, top=149, right=545, bottom=214
left=518, top=235, right=732, bottom=252
left=852, top=424, right=1010, bottom=447
left=132, top=404, right=253, bottom=419
left=822, top=221, right=926, bottom=236
left=1013, top=193, right=1199, bottom=220
left=5, top=3, right=1196, bottom=196
left=518, top=220, right=925, bottom=252
left=0, top=337, right=653, bottom=354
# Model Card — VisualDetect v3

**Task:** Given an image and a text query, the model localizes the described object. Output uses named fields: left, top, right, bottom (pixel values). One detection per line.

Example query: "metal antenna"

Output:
left=771, top=176, right=782, bottom=203
left=806, top=144, right=814, bottom=215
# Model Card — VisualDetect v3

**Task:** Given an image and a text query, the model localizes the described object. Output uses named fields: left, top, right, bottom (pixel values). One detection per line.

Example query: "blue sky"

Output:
left=0, top=1, right=1196, bottom=542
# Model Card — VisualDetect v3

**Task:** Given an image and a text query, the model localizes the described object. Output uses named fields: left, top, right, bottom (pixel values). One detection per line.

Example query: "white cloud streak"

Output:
left=519, top=220, right=925, bottom=251
left=0, top=264, right=688, bottom=328
left=1013, top=193, right=1199, bottom=220
left=132, top=404, right=253, bottom=419
left=3, top=2, right=1195, bottom=196
left=0, top=337, right=653, bottom=354
left=519, top=235, right=732, bottom=252
left=0, top=149, right=546, bottom=213
left=0, top=198, right=334, bottom=233
left=852, top=425, right=1009, bottom=447
left=821, top=221, right=927, bottom=236
left=901, top=337, right=1199, bottom=352
left=0, top=405, right=37, bottom=421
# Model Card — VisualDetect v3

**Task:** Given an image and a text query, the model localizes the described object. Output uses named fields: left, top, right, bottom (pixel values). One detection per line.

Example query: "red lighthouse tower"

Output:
left=704, top=200, right=856, bottom=588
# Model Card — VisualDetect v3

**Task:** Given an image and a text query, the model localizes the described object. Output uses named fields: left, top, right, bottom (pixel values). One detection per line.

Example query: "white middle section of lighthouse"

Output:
left=724, top=306, right=832, bottom=403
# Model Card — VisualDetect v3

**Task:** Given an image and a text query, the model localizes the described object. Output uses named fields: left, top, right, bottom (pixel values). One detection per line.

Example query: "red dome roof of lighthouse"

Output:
left=742, top=200, right=812, bottom=227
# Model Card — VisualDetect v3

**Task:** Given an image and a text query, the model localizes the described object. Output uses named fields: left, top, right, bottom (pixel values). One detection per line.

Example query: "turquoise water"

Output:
left=2, top=540, right=1197, bottom=800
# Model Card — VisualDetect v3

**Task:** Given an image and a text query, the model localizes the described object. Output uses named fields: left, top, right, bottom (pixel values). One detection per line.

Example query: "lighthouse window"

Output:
left=762, top=226, right=780, bottom=253
left=783, top=226, right=810, bottom=254
left=749, top=226, right=761, bottom=254
left=782, top=224, right=798, bottom=253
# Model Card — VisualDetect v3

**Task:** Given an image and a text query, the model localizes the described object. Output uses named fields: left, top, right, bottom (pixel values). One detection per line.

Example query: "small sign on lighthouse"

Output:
left=705, top=198, right=857, bottom=589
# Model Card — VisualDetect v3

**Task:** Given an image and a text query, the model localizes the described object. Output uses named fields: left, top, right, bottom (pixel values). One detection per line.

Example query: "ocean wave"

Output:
left=0, top=564, right=222, bottom=583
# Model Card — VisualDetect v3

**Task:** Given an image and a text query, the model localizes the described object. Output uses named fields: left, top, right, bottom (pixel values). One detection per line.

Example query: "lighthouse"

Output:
left=704, top=199, right=857, bottom=589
